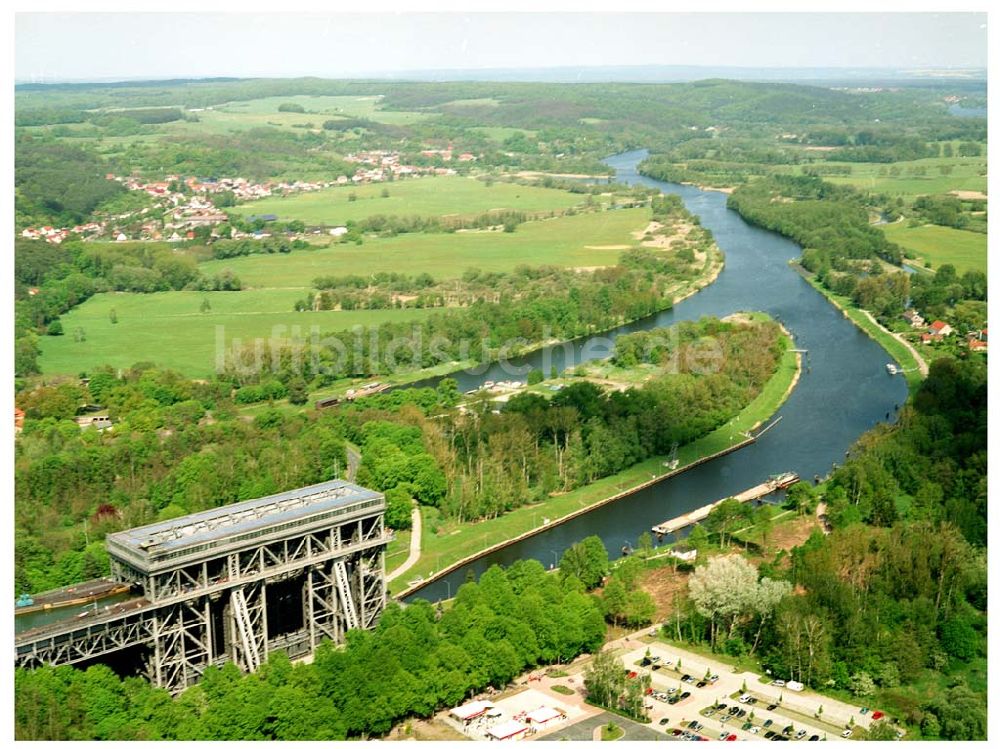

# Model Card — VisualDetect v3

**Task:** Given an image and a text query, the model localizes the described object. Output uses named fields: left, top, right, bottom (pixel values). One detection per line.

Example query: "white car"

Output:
left=841, top=729, right=853, bottom=739
left=750, top=727, right=761, bottom=734
left=739, top=694, right=752, bottom=704
left=772, top=680, right=786, bottom=687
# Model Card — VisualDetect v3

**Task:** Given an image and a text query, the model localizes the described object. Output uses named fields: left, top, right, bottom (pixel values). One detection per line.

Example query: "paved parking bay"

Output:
left=537, top=713, right=675, bottom=742
left=616, top=641, right=881, bottom=741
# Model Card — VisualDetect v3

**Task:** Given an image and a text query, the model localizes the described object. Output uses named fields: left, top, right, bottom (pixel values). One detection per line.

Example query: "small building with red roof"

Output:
left=929, top=320, right=953, bottom=336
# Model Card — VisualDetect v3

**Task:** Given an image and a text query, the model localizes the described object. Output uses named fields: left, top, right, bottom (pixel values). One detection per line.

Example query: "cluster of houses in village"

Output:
left=902, top=309, right=987, bottom=352
left=343, top=149, right=470, bottom=182
left=19, top=172, right=334, bottom=245
left=19, top=152, right=480, bottom=244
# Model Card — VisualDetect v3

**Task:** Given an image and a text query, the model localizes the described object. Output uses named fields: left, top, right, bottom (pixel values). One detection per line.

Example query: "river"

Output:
left=404, top=149, right=908, bottom=602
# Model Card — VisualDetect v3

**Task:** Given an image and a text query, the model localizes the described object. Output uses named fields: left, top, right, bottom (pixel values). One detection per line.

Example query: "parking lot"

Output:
left=614, top=640, right=895, bottom=742
left=435, top=634, right=898, bottom=743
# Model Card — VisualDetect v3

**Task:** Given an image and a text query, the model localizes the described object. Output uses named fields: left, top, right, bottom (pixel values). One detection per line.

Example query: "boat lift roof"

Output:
left=106, top=480, right=383, bottom=568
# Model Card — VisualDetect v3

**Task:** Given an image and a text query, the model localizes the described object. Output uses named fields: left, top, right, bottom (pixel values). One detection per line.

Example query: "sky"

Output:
left=14, top=11, right=988, bottom=83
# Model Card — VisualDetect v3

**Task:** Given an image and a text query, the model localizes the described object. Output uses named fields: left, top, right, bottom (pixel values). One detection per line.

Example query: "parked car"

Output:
left=709, top=675, right=720, bottom=683
left=672, top=729, right=684, bottom=736
left=680, top=691, right=692, bottom=700
left=650, top=656, right=661, bottom=663
left=750, top=726, right=761, bottom=734
left=763, top=719, right=774, bottom=729
left=729, top=707, right=741, bottom=715
left=748, top=697, right=758, bottom=704
left=689, top=721, right=703, bottom=731
left=659, top=718, right=670, bottom=726
left=795, top=730, right=807, bottom=739
left=764, top=732, right=776, bottom=740
left=782, top=726, right=794, bottom=736
left=720, top=715, right=732, bottom=724
left=737, top=709, right=748, bottom=718
left=841, top=730, right=853, bottom=739
left=720, top=733, right=731, bottom=741
left=681, top=674, right=694, bottom=683
left=696, top=680, right=708, bottom=688
left=860, top=707, right=870, bottom=715
left=652, top=664, right=661, bottom=671
left=772, top=680, right=786, bottom=687
left=725, top=735, right=738, bottom=742
left=742, top=722, right=753, bottom=731
left=809, top=735, right=820, bottom=741
left=767, top=704, right=778, bottom=711
left=739, top=694, right=753, bottom=704
left=717, top=703, right=729, bottom=711
left=872, top=711, right=885, bottom=721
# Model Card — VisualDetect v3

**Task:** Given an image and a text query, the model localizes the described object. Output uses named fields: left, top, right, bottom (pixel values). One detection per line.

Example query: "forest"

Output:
left=664, top=356, right=987, bottom=741
left=14, top=315, right=785, bottom=592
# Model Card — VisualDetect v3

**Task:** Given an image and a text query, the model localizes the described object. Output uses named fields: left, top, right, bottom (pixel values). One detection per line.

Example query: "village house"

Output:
left=966, top=328, right=988, bottom=351
left=902, top=309, right=925, bottom=327
left=929, top=320, right=953, bottom=336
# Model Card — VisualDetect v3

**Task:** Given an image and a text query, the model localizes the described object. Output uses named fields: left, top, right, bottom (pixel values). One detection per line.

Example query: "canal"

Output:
left=404, top=149, right=908, bottom=602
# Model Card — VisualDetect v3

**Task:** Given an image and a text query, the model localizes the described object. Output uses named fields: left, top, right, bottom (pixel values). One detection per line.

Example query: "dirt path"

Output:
left=816, top=501, right=831, bottom=535
left=386, top=506, right=422, bottom=583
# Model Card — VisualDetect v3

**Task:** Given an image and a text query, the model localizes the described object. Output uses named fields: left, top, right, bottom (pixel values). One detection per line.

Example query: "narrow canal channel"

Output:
left=404, top=149, right=908, bottom=602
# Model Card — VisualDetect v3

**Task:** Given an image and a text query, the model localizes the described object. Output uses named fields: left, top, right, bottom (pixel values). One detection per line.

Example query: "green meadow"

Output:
left=37, top=289, right=434, bottom=378
left=786, top=155, right=987, bottom=198
left=201, top=207, right=649, bottom=287
left=882, top=220, right=987, bottom=275
left=209, top=94, right=437, bottom=126
left=229, top=176, right=590, bottom=224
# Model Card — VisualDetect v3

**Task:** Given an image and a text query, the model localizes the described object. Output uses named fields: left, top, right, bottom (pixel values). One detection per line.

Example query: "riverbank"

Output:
left=790, top=262, right=926, bottom=392
left=390, top=320, right=801, bottom=597
left=672, top=244, right=725, bottom=305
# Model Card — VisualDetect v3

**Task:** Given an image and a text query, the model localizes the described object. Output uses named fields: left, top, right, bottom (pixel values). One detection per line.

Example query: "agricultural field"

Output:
left=213, top=94, right=438, bottom=125
left=200, top=207, right=649, bottom=286
left=882, top=220, right=987, bottom=275
left=37, top=289, right=434, bottom=377
left=785, top=154, right=987, bottom=198
left=228, top=175, right=592, bottom=224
